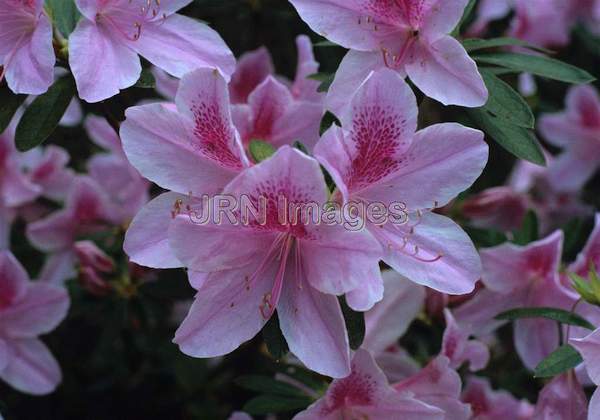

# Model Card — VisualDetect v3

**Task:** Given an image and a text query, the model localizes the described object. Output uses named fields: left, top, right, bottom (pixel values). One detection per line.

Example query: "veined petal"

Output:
left=420, top=0, right=470, bottom=40
left=571, top=327, right=600, bottom=385
left=229, top=46, right=274, bottom=104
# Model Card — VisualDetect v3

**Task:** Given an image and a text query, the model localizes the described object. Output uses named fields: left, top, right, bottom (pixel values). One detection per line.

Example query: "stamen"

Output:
left=259, top=235, right=294, bottom=319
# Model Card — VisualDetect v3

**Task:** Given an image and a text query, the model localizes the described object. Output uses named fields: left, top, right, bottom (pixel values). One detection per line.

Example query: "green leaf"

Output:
left=262, top=315, right=289, bottom=360
left=574, top=25, right=600, bottom=56
left=463, top=37, right=553, bottom=54
left=235, top=375, right=305, bottom=397
left=319, top=111, right=340, bottom=136
left=480, top=69, right=535, bottom=128
left=451, top=0, right=477, bottom=36
left=473, top=53, right=595, bottom=84
left=512, top=210, right=539, bottom=245
left=15, top=76, right=76, bottom=152
left=293, top=141, right=310, bottom=155
left=249, top=139, right=276, bottom=163
left=308, top=72, right=334, bottom=92
left=46, top=0, right=81, bottom=37
left=467, top=108, right=546, bottom=165
left=243, top=395, right=312, bottom=415
left=464, top=226, right=508, bottom=248
left=314, top=41, right=339, bottom=48
left=534, top=345, right=583, bottom=378
left=133, top=69, right=156, bottom=88
left=496, top=307, right=595, bottom=330
left=339, top=297, right=365, bottom=350
left=0, top=84, right=26, bottom=134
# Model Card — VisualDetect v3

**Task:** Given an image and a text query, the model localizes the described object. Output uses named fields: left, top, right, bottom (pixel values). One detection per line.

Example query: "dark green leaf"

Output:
left=534, top=345, right=583, bottom=378
left=319, top=111, right=340, bottom=136
left=464, top=226, right=507, bottom=248
left=243, top=395, right=312, bottom=415
left=262, top=315, right=289, bottom=359
left=574, top=25, right=600, bottom=56
left=451, top=0, right=477, bottom=36
left=46, top=0, right=81, bottom=37
left=339, top=297, right=365, bottom=350
left=463, top=37, right=552, bottom=54
left=512, top=210, right=539, bottom=245
left=308, top=72, right=334, bottom=92
left=293, top=141, right=310, bottom=155
left=249, top=139, right=276, bottom=163
left=467, top=108, right=546, bottom=165
left=133, top=69, right=156, bottom=88
left=473, top=53, right=595, bottom=84
left=314, top=41, right=339, bottom=48
left=235, top=375, right=305, bottom=397
left=15, top=76, right=76, bottom=152
left=480, top=69, right=535, bottom=128
left=0, top=84, right=26, bottom=133
left=496, top=307, right=595, bottom=330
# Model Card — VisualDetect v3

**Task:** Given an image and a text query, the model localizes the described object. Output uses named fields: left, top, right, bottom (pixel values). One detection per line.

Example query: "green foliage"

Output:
left=262, top=315, right=289, bottom=360
left=339, top=297, right=365, bottom=350
left=249, top=139, right=276, bottom=163
left=496, top=307, right=595, bottom=330
left=0, top=84, right=26, bottom=134
left=512, top=210, right=539, bottom=245
left=45, top=0, right=81, bottom=37
left=534, top=345, right=583, bottom=378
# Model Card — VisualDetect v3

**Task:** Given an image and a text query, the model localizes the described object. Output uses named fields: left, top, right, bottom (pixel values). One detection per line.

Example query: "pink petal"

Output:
left=454, top=287, right=521, bottom=336
left=1, top=283, right=69, bottom=338
left=462, top=376, right=534, bottom=419
left=37, top=250, right=77, bottom=285
left=278, top=270, right=350, bottom=378
left=569, top=213, right=600, bottom=276
left=124, top=192, right=188, bottom=269
left=69, top=19, right=142, bottom=102
left=420, top=0, right=471, bottom=40
left=130, top=14, right=235, bottom=81
left=442, top=309, right=490, bottom=371
left=571, top=327, right=600, bottom=385
left=546, top=151, right=599, bottom=192
left=363, top=271, right=425, bottom=354
left=291, top=35, right=322, bottom=102
left=3, top=12, right=55, bottom=95
left=245, top=76, right=294, bottom=143
left=229, top=46, right=274, bottom=104
left=0, top=252, right=29, bottom=309
left=269, top=100, right=323, bottom=150
left=288, top=0, right=406, bottom=51
left=84, top=115, right=123, bottom=154
left=173, top=260, right=274, bottom=358
left=0, top=338, right=62, bottom=395
left=361, top=122, right=488, bottom=211
left=313, top=125, right=352, bottom=201
left=590, top=388, right=600, bottom=420
left=372, top=212, right=482, bottom=295
left=532, top=373, right=588, bottom=420
left=405, top=36, right=488, bottom=107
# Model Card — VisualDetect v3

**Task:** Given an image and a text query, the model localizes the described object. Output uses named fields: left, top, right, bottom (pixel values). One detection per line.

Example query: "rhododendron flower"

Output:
left=0, top=0, right=55, bottom=94
left=289, top=0, right=488, bottom=112
left=462, top=186, right=529, bottom=232
left=571, top=327, right=600, bottom=419
left=532, top=373, right=588, bottom=420
left=121, top=67, right=249, bottom=268
left=468, top=0, right=511, bottom=36
left=0, top=251, right=69, bottom=394
left=69, top=0, right=235, bottom=102
left=508, top=0, right=575, bottom=48
left=441, top=309, right=489, bottom=372
left=295, top=349, right=444, bottom=419
left=169, top=146, right=383, bottom=377
left=315, top=68, right=488, bottom=302
left=393, top=356, right=472, bottom=419
left=461, top=377, right=534, bottom=419
left=231, top=76, right=323, bottom=150
left=455, top=231, right=573, bottom=369
left=539, top=85, right=600, bottom=192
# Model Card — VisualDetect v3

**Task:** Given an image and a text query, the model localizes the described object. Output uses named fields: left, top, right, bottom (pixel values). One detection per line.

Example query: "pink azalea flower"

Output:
left=393, top=356, right=472, bottom=419
left=231, top=75, right=323, bottom=150
left=20, top=145, right=76, bottom=202
left=169, top=146, right=383, bottom=377
left=455, top=231, right=574, bottom=369
left=314, top=68, right=488, bottom=302
left=69, top=0, right=236, bottom=102
left=508, top=0, right=575, bottom=48
left=539, top=85, right=600, bottom=192
left=120, top=67, right=249, bottom=269
left=532, top=373, right=588, bottom=420
left=462, top=186, right=529, bottom=232
left=461, top=376, right=534, bottom=419
left=294, top=349, right=445, bottom=419
left=0, top=251, right=70, bottom=394
left=229, top=46, right=275, bottom=105
left=468, top=0, right=511, bottom=36
left=571, top=327, right=600, bottom=419
left=0, top=0, right=55, bottom=94
left=289, top=0, right=488, bottom=112
left=441, top=309, right=490, bottom=372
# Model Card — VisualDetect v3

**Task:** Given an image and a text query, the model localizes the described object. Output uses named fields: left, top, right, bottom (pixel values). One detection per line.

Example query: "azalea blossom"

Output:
left=315, top=68, right=488, bottom=304
left=69, top=0, right=236, bottom=102
left=539, top=85, right=600, bottom=192
left=462, top=186, right=529, bottom=232
left=169, top=146, right=383, bottom=377
left=0, top=0, right=55, bottom=94
left=441, top=309, right=489, bottom=372
left=571, top=327, right=600, bottom=419
left=532, top=373, right=588, bottom=420
left=0, top=251, right=70, bottom=394
left=121, top=67, right=249, bottom=268
left=461, top=376, right=534, bottom=419
left=289, top=0, right=488, bottom=112
left=455, top=231, right=573, bottom=369
left=294, top=349, right=444, bottom=419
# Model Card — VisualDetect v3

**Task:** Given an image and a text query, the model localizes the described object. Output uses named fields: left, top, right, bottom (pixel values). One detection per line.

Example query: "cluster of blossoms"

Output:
left=2, top=0, right=600, bottom=419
